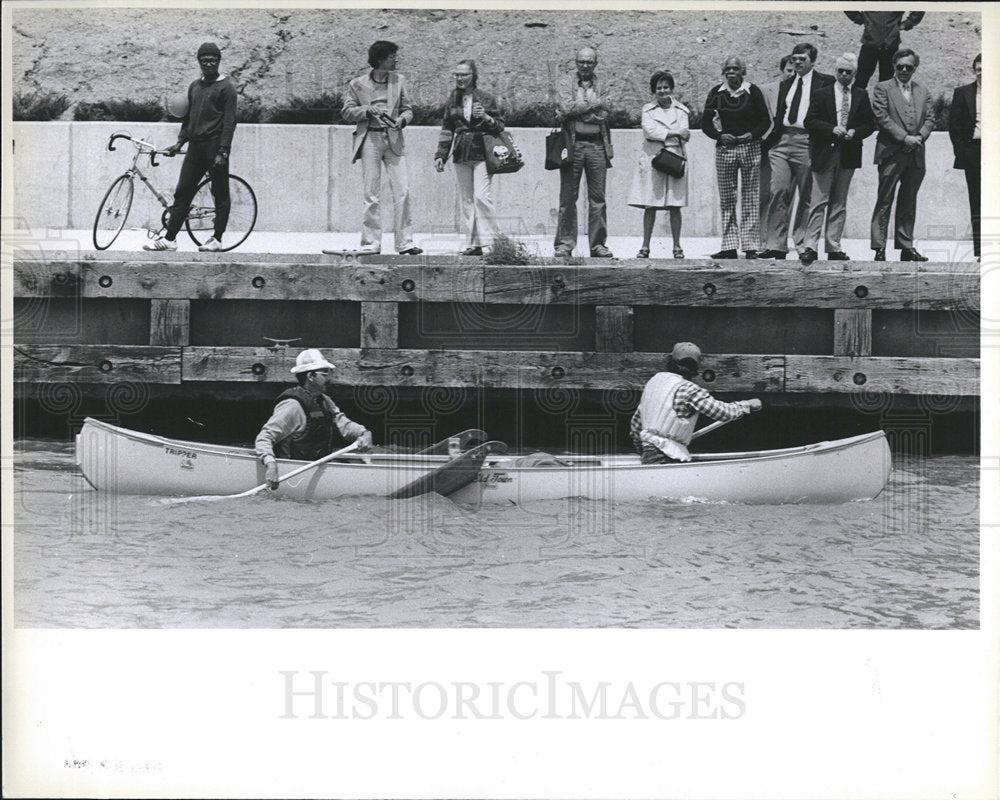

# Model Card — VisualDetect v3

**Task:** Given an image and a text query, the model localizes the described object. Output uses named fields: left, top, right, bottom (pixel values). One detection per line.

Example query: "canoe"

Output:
left=75, top=417, right=891, bottom=505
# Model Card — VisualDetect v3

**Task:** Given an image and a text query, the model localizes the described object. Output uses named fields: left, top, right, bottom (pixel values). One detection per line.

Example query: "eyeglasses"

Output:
left=895, top=63, right=915, bottom=72
left=790, top=56, right=809, bottom=63
left=576, top=60, right=596, bottom=66
left=453, top=72, right=473, bottom=78
left=836, top=69, right=855, bottom=75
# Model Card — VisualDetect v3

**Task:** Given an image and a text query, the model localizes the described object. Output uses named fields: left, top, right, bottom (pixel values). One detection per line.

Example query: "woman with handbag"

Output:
left=627, top=71, right=690, bottom=258
left=434, top=60, right=504, bottom=256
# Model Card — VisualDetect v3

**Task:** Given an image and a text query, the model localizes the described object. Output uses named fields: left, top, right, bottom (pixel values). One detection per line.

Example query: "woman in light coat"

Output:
left=627, top=70, right=690, bottom=258
left=434, top=59, right=504, bottom=256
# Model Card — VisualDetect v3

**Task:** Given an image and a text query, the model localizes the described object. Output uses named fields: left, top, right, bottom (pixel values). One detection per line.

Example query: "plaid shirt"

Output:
left=630, top=380, right=751, bottom=453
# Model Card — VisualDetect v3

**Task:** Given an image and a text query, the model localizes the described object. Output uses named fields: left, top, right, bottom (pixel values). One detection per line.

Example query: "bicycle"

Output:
left=92, top=132, right=258, bottom=252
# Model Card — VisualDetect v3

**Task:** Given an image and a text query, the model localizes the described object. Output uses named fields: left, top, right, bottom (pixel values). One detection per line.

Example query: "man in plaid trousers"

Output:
left=701, top=56, right=772, bottom=259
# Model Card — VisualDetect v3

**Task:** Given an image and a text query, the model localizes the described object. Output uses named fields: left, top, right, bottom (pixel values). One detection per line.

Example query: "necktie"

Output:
left=839, top=86, right=850, bottom=128
left=788, top=77, right=803, bottom=126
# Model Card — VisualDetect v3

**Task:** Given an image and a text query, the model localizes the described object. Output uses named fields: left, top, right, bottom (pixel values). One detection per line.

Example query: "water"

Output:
left=11, top=439, right=979, bottom=629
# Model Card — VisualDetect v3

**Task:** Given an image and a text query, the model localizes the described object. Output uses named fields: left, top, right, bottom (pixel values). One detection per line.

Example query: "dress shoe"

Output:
left=873, top=249, right=886, bottom=261
left=798, top=247, right=818, bottom=265
left=399, top=246, right=423, bottom=255
left=826, top=251, right=850, bottom=261
left=710, top=248, right=738, bottom=259
left=757, top=249, right=787, bottom=259
left=900, top=247, right=928, bottom=262
left=554, top=247, right=573, bottom=258
left=743, top=249, right=758, bottom=259
left=590, top=244, right=614, bottom=257
left=460, top=246, right=483, bottom=256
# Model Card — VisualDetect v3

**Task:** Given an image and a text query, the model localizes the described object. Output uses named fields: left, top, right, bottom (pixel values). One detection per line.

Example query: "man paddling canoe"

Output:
left=255, top=349, right=373, bottom=490
left=630, top=342, right=762, bottom=464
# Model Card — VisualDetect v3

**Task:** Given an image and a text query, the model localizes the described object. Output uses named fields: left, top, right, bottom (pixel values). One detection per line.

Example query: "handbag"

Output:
left=544, top=129, right=570, bottom=170
left=652, top=145, right=686, bottom=178
left=483, top=130, right=524, bottom=175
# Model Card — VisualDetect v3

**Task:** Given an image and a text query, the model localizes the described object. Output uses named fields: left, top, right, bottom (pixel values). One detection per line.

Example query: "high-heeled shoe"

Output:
left=636, top=247, right=650, bottom=258
left=673, top=247, right=684, bottom=259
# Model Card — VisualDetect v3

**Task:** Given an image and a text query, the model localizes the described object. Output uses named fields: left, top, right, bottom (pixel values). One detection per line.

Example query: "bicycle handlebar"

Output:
left=107, top=132, right=183, bottom=167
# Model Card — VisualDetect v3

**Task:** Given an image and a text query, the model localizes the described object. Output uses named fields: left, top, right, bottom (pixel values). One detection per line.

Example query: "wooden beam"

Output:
left=784, top=356, right=980, bottom=396
left=595, top=306, right=633, bottom=352
left=149, top=299, right=190, bottom=346
left=12, top=345, right=181, bottom=384
left=833, top=309, right=872, bottom=356
left=360, top=302, right=399, bottom=349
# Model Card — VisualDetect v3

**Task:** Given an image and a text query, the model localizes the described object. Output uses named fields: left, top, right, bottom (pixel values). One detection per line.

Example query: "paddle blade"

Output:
left=389, top=441, right=507, bottom=500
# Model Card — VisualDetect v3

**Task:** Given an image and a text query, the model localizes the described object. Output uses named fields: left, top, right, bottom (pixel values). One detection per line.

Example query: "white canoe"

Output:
left=75, top=417, right=891, bottom=505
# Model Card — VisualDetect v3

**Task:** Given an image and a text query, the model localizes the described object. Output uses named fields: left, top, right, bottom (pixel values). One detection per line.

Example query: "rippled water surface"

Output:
left=11, top=440, right=979, bottom=628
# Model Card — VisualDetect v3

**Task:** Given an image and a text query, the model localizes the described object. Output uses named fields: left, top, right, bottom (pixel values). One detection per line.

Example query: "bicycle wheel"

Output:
left=92, top=174, right=134, bottom=250
left=185, top=174, right=257, bottom=252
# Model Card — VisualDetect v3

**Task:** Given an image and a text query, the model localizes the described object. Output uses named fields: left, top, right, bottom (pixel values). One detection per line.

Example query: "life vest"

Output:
left=636, top=372, right=698, bottom=462
left=274, top=386, right=349, bottom=461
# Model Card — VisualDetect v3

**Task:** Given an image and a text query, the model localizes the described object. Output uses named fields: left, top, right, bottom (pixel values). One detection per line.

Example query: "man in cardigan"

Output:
left=759, top=42, right=835, bottom=260
left=700, top=56, right=771, bottom=260
left=144, top=42, right=237, bottom=252
left=554, top=46, right=615, bottom=259
left=948, top=53, right=982, bottom=260
left=870, top=48, right=935, bottom=262
left=342, top=41, right=423, bottom=255
left=800, top=53, right=876, bottom=264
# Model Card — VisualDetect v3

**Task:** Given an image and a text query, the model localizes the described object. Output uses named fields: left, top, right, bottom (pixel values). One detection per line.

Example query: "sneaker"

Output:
left=198, top=237, right=223, bottom=252
left=143, top=236, right=177, bottom=251
left=590, top=244, right=614, bottom=258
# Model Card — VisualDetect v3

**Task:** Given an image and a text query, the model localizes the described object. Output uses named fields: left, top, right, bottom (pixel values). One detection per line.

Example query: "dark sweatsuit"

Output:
left=166, top=75, right=238, bottom=240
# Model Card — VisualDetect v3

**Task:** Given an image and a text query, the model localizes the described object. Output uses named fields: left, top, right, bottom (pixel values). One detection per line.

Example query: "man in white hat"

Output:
left=255, top=349, right=373, bottom=489
left=630, top=342, right=762, bottom=463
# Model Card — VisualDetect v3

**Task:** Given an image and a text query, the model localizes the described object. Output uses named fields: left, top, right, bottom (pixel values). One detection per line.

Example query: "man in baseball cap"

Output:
left=630, top=342, right=762, bottom=463
left=255, top=349, right=373, bottom=489
left=144, top=41, right=238, bottom=253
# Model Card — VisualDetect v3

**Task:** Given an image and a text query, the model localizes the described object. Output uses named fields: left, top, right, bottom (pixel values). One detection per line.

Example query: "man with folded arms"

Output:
left=870, top=48, right=934, bottom=262
left=800, top=53, right=875, bottom=264
left=759, top=42, right=834, bottom=260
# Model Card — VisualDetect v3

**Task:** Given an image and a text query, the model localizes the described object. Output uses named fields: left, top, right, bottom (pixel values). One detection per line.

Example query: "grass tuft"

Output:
left=13, top=91, right=71, bottom=121
left=74, top=99, right=163, bottom=122
left=484, top=233, right=539, bottom=265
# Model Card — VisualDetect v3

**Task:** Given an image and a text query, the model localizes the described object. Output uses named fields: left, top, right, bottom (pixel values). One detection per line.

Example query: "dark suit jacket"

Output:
left=764, top=69, right=835, bottom=147
left=804, top=82, right=876, bottom=171
left=948, top=81, right=979, bottom=169
left=871, top=77, right=935, bottom=167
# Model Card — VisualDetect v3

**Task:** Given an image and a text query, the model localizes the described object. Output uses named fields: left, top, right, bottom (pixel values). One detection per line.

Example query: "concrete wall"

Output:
left=11, top=121, right=970, bottom=243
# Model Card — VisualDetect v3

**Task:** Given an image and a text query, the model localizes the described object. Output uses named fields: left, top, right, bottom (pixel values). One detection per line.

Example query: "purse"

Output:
left=652, top=145, right=686, bottom=178
left=544, top=129, right=570, bottom=170
left=483, top=130, right=524, bottom=174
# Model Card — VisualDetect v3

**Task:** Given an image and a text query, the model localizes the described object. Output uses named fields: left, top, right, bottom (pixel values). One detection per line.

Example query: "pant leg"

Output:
left=965, top=145, right=981, bottom=257
left=582, top=142, right=609, bottom=250
left=165, top=142, right=211, bottom=239
left=804, top=162, right=834, bottom=252
left=453, top=160, right=477, bottom=247
left=763, top=136, right=794, bottom=251
left=715, top=145, right=740, bottom=252
left=206, top=140, right=231, bottom=239
left=788, top=134, right=812, bottom=250
left=758, top=145, right=772, bottom=249
left=382, top=146, right=413, bottom=252
left=555, top=146, right=586, bottom=252
left=856, top=44, right=879, bottom=89
left=870, top=154, right=905, bottom=250
left=737, top=140, right=761, bottom=252
left=824, top=164, right=855, bottom=252
left=878, top=45, right=897, bottom=83
left=893, top=155, right=924, bottom=250
left=471, top=160, right=497, bottom=247
left=360, top=134, right=384, bottom=250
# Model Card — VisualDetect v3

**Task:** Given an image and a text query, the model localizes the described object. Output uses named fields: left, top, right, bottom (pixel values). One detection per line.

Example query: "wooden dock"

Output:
left=13, top=251, right=979, bottom=405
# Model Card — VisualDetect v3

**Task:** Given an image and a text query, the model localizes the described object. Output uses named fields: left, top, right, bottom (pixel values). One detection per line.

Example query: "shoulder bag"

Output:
left=483, top=129, right=524, bottom=174
left=652, top=145, right=686, bottom=178
left=544, top=129, right=570, bottom=170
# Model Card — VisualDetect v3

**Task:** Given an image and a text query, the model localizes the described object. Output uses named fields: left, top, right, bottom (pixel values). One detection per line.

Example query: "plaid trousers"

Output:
left=714, top=140, right=761, bottom=252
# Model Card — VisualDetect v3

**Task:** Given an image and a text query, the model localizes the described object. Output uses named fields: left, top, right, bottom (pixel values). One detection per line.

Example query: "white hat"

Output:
left=290, top=348, right=337, bottom=374
left=670, top=341, right=701, bottom=365
left=836, top=52, right=858, bottom=71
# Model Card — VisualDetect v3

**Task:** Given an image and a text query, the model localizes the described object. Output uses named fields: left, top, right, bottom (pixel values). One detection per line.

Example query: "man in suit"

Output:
left=800, top=53, right=876, bottom=264
left=554, top=46, right=615, bottom=258
left=948, top=53, right=982, bottom=260
left=758, top=54, right=795, bottom=252
left=341, top=41, right=423, bottom=255
left=844, top=12, right=924, bottom=89
left=760, top=42, right=835, bottom=259
left=870, top=48, right=935, bottom=262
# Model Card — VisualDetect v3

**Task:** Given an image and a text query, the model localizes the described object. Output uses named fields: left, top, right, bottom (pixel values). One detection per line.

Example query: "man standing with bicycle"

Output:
left=145, top=42, right=237, bottom=252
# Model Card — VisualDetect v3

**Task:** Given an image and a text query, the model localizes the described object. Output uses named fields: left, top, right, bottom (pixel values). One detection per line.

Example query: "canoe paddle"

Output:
left=690, top=419, right=731, bottom=441
left=162, top=440, right=360, bottom=504
left=389, top=440, right=508, bottom=500
left=415, top=429, right=488, bottom=455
